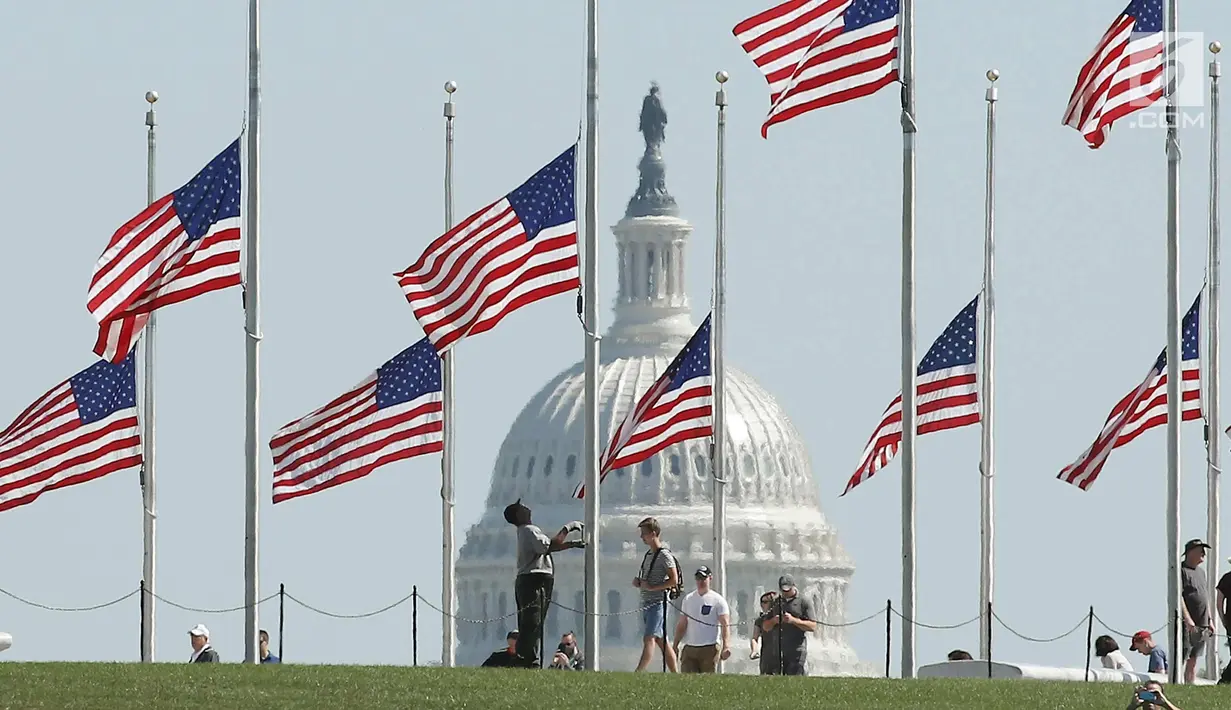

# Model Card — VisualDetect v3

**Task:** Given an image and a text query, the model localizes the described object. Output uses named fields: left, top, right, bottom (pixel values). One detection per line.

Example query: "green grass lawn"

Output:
left=0, top=664, right=1224, bottom=710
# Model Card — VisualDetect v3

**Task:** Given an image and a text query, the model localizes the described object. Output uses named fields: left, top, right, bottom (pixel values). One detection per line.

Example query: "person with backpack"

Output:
left=633, top=516, right=680, bottom=672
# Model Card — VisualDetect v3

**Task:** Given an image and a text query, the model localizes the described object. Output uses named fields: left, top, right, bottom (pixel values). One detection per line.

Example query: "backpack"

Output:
left=644, top=547, right=684, bottom=601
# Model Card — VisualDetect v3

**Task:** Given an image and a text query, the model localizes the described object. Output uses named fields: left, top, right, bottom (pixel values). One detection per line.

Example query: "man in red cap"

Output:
left=1129, top=630, right=1168, bottom=675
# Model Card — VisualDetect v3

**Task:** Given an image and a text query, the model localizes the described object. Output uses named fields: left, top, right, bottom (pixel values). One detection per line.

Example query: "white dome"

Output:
left=454, top=85, right=869, bottom=675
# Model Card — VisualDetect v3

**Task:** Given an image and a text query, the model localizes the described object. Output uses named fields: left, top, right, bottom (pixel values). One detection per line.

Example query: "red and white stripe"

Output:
left=0, top=381, right=141, bottom=513
left=733, top=0, right=899, bottom=137
left=270, top=375, right=443, bottom=504
left=573, top=374, right=712, bottom=500
left=396, top=197, right=579, bottom=354
left=1062, top=9, right=1164, bottom=149
left=87, top=193, right=241, bottom=362
left=843, top=363, right=980, bottom=495
left=1059, top=361, right=1200, bottom=490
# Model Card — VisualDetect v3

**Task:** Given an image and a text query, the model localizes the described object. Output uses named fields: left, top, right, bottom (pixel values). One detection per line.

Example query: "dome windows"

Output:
left=670, top=454, right=681, bottom=476
left=526, top=456, right=537, bottom=479
left=566, top=454, right=577, bottom=478
left=543, top=456, right=554, bottom=477
left=511, top=457, right=521, bottom=478
left=639, top=458, right=654, bottom=477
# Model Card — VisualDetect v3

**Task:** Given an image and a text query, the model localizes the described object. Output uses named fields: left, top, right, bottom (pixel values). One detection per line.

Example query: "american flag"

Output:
left=0, top=354, right=141, bottom=513
left=87, top=139, right=242, bottom=363
left=396, top=145, right=580, bottom=354
left=1062, top=0, right=1164, bottom=149
left=733, top=0, right=900, bottom=137
left=573, top=315, right=713, bottom=499
left=270, top=337, right=443, bottom=504
left=845, top=296, right=980, bottom=495
left=1059, top=294, right=1201, bottom=490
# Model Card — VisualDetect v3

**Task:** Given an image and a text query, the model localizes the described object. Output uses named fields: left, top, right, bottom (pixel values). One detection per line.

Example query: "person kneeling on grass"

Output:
left=482, top=630, right=522, bottom=668
left=1126, top=680, right=1181, bottom=710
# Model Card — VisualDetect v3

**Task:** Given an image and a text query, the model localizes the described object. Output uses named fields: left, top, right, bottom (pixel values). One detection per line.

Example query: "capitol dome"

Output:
left=455, top=85, right=868, bottom=675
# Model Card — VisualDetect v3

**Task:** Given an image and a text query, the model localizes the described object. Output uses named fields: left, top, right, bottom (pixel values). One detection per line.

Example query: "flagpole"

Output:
left=243, top=0, right=262, bottom=665
left=140, top=89, right=158, bottom=665
left=441, top=79, right=458, bottom=669
left=1163, top=0, right=1182, bottom=684
left=582, top=0, right=602, bottom=671
left=898, top=0, right=918, bottom=679
left=979, top=68, right=999, bottom=662
left=1205, top=39, right=1222, bottom=682
left=712, top=70, right=729, bottom=673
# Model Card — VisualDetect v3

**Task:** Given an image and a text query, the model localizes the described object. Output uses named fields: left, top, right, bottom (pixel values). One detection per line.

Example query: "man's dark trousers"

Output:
left=514, top=572, right=554, bottom=666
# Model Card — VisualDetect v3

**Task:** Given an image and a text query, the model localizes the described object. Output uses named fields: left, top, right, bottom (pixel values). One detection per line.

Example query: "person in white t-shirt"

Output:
left=1095, top=634, right=1134, bottom=672
left=672, top=566, right=731, bottom=673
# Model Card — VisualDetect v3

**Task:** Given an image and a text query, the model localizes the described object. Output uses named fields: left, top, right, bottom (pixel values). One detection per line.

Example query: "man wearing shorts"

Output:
left=673, top=566, right=731, bottom=673
left=1179, top=538, right=1215, bottom=684
left=633, top=517, right=679, bottom=672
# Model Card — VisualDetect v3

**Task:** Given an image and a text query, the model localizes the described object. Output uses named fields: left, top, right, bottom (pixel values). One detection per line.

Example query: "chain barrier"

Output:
left=3, top=582, right=1222, bottom=662
left=889, top=606, right=982, bottom=631
left=150, top=591, right=280, bottom=614
left=284, top=591, right=416, bottom=620
left=992, top=609, right=1089, bottom=644
left=0, top=586, right=138, bottom=613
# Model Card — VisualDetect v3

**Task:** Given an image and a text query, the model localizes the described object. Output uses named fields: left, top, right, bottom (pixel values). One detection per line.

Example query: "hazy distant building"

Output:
left=455, top=84, right=868, bottom=675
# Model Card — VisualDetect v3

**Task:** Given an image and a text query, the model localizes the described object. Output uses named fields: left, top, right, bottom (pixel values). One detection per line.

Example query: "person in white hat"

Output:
left=188, top=623, right=219, bottom=663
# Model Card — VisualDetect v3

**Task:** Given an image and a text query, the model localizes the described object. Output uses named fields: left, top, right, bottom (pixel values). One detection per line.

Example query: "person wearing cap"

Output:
left=1129, top=630, right=1168, bottom=674
left=760, top=574, right=816, bottom=676
left=481, top=630, right=522, bottom=668
left=1179, top=538, right=1215, bottom=683
left=504, top=498, right=585, bottom=668
left=671, top=566, right=731, bottom=673
left=188, top=624, right=219, bottom=663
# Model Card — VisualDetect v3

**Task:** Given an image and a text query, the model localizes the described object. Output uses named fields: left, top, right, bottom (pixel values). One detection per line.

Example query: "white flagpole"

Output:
left=712, top=70, right=729, bottom=673
left=1163, top=0, right=1182, bottom=684
left=979, top=68, right=999, bottom=661
left=243, top=0, right=263, bottom=665
left=140, top=89, right=158, bottom=664
left=582, top=0, right=602, bottom=670
left=898, top=0, right=918, bottom=679
left=441, top=80, right=458, bottom=669
left=1205, top=40, right=1222, bottom=682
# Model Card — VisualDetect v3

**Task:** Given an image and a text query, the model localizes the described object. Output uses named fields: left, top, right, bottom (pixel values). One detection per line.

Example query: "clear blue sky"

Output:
left=1, top=0, right=1230, bottom=674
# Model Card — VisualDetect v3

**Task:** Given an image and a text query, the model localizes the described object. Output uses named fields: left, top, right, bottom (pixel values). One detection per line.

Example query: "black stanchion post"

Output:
left=540, top=588, right=546, bottom=670
left=778, top=596, right=784, bottom=676
left=986, top=602, right=993, bottom=679
left=139, top=579, right=146, bottom=660
left=661, top=593, right=668, bottom=673
left=278, top=583, right=286, bottom=661
left=1084, top=606, right=1094, bottom=682
left=885, top=599, right=892, bottom=679
left=412, top=585, right=419, bottom=667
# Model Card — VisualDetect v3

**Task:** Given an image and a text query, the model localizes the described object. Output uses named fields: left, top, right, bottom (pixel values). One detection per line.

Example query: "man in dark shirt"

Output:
left=482, top=630, right=522, bottom=668
left=1179, top=539, right=1214, bottom=684
left=760, top=574, right=817, bottom=676
left=1217, top=562, right=1231, bottom=684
